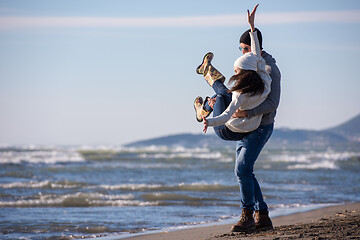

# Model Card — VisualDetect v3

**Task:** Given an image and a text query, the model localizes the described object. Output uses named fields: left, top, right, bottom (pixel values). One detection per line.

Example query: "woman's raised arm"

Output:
left=247, top=4, right=258, bottom=32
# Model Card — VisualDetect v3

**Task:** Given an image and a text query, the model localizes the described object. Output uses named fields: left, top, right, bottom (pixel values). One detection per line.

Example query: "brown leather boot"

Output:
left=231, top=209, right=256, bottom=233
left=254, top=209, right=273, bottom=231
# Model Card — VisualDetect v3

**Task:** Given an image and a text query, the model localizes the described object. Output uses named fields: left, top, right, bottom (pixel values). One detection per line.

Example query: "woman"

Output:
left=194, top=5, right=271, bottom=141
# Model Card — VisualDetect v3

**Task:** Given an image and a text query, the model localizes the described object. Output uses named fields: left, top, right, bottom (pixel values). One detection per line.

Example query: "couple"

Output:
left=194, top=4, right=281, bottom=233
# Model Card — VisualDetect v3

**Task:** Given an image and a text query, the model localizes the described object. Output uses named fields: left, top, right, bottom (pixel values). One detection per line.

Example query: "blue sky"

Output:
left=1, top=0, right=360, bottom=145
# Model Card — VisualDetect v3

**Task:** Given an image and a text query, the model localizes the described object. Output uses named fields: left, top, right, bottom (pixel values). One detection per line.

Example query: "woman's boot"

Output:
left=193, top=96, right=212, bottom=122
left=196, top=52, right=225, bottom=87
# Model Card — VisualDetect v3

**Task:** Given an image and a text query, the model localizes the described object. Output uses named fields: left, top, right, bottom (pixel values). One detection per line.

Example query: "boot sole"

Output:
left=231, top=225, right=256, bottom=233
left=196, top=52, right=213, bottom=74
left=256, top=226, right=274, bottom=232
left=193, top=97, right=203, bottom=122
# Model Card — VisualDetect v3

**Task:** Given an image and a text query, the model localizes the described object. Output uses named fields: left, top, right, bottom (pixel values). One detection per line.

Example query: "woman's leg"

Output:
left=211, top=93, right=245, bottom=141
left=204, top=79, right=230, bottom=112
left=212, top=79, right=230, bottom=95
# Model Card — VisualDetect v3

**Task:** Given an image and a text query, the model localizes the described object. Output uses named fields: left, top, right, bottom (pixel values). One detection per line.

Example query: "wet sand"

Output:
left=123, top=202, right=360, bottom=240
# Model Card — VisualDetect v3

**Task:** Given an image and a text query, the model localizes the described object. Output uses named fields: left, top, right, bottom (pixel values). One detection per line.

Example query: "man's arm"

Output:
left=246, top=69, right=281, bottom=117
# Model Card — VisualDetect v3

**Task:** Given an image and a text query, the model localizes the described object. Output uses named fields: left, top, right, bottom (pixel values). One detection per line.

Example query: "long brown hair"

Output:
left=229, top=69, right=264, bottom=96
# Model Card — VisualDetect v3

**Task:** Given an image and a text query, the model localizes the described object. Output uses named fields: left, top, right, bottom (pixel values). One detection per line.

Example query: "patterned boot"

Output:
left=196, top=52, right=225, bottom=87
left=193, top=96, right=212, bottom=122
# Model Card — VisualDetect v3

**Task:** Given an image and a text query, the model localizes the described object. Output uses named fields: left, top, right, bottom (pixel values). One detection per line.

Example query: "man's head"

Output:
left=239, top=28, right=263, bottom=54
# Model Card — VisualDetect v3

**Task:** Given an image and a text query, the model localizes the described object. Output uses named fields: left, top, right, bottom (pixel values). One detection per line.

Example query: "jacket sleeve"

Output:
left=250, top=31, right=261, bottom=57
left=207, top=92, right=244, bottom=127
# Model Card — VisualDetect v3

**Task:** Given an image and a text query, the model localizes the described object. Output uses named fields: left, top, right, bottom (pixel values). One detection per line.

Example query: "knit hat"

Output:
left=234, top=53, right=258, bottom=71
left=240, top=28, right=263, bottom=49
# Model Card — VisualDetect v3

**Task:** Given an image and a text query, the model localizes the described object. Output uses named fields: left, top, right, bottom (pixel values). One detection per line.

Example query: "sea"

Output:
left=1, top=142, right=360, bottom=239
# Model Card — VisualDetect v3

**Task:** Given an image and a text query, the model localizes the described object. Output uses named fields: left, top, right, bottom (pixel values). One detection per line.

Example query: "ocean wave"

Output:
left=270, top=150, right=360, bottom=163
left=138, top=151, right=226, bottom=160
left=0, top=190, right=237, bottom=208
left=139, top=192, right=223, bottom=202
left=0, top=149, right=85, bottom=164
left=287, top=160, right=339, bottom=170
left=122, top=146, right=212, bottom=153
left=0, top=181, right=238, bottom=194
left=0, top=192, right=155, bottom=208
left=78, top=145, right=212, bottom=154
left=267, top=150, right=360, bottom=170
left=99, top=182, right=238, bottom=192
left=0, top=144, right=234, bottom=165
left=0, top=180, right=86, bottom=189
left=106, top=162, right=186, bottom=169
left=261, top=182, right=325, bottom=192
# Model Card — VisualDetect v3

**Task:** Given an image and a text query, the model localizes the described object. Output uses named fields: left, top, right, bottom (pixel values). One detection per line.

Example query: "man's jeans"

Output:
left=235, top=123, right=274, bottom=211
left=208, top=81, right=273, bottom=211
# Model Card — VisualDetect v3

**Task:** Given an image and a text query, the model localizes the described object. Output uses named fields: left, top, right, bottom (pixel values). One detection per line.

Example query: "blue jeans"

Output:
left=209, top=81, right=247, bottom=141
left=235, top=123, right=274, bottom=211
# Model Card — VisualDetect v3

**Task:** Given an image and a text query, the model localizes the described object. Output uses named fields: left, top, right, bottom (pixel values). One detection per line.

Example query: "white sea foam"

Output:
left=288, top=160, right=339, bottom=170
left=98, top=182, right=237, bottom=192
left=99, top=183, right=164, bottom=190
left=0, top=192, right=156, bottom=207
left=137, top=149, right=233, bottom=163
left=268, top=150, right=360, bottom=170
left=0, top=180, right=236, bottom=193
left=105, top=162, right=185, bottom=169
left=261, top=182, right=324, bottom=191
left=0, top=180, right=84, bottom=189
left=0, top=148, right=85, bottom=164
left=270, top=150, right=360, bottom=163
left=138, top=151, right=223, bottom=160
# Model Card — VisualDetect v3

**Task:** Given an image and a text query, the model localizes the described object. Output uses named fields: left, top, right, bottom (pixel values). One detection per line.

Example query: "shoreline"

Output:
left=93, top=202, right=360, bottom=240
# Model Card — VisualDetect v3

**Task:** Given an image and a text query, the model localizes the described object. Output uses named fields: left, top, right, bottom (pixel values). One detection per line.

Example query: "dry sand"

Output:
left=122, top=202, right=360, bottom=240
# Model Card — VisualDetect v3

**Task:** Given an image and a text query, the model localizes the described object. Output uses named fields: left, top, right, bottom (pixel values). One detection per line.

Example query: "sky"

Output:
left=1, top=0, right=360, bottom=145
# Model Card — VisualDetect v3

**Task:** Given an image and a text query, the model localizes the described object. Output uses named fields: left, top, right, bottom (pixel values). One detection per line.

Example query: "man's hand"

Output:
left=232, top=109, right=248, bottom=118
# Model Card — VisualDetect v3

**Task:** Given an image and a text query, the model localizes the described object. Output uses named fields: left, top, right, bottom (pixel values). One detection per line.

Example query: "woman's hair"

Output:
left=229, top=69, right=264, bottom=96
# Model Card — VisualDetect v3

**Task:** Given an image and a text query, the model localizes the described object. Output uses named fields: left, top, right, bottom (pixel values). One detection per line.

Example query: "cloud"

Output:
left=0, top=10, right=359, bottom=30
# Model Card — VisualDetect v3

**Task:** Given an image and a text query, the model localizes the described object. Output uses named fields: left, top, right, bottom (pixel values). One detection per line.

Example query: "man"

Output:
left=230, top=5, right=281, bottom=233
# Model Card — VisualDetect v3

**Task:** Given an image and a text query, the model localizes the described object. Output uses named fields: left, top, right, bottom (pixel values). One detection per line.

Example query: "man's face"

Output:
left=239, top=43, right=251, bottom=55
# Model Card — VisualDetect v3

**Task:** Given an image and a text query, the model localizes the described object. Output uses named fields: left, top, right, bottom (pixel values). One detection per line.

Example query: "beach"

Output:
left=123, top=202, right=360, bottom=240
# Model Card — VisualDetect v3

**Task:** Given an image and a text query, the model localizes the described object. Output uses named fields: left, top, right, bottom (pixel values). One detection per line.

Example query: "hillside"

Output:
left=125, top=133, right=234, bottom=149
left=326, top=113, right=360, bottom=141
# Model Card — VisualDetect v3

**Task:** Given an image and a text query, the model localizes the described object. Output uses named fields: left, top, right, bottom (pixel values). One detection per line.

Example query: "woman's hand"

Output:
left=208, top=97, right=217, bottom=109
left=203, top=119, right=209, bottom=133
left=247, top=4, right=258, bottom=32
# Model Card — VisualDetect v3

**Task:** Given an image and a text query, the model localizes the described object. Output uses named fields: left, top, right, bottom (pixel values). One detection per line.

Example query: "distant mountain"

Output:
left=125, top=133, right=234, bottom=149
left=125, top=113, right=360, bottom=149
left=266, top=128, right=350, bottom=148
left=325, top=113, right=360, bottom=141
